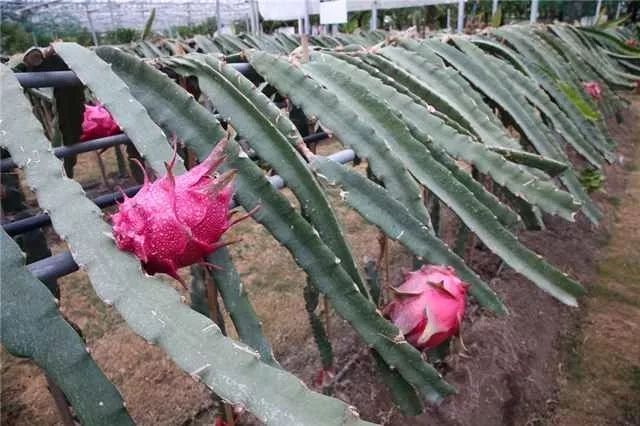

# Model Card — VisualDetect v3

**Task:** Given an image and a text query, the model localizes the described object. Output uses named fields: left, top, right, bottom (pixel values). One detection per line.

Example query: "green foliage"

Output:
left=1, top=62, right=374, bottom=426
left=303, top=281, right=334, bottom=371
left=1, top=230, right=134, bottom=425
left=491, top=5, right=502, bottom=27
left=101, top=28, right=140, bottom=45
left=174, top=17, right=217, bottom=38
left=0, top=20, right=32, bottom=55
left=579, top=168, right=606, bottom=193
left=558, top=80, right=602, bottom=121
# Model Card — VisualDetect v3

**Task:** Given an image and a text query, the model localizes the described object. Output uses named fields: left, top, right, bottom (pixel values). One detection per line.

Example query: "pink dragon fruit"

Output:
left=313, top=368, right=335, bottom=388
left=81, top=104, right=122, bottom=141
left=111, top=138, right=242, bottom=285
left=625, top=39, right=638, bottom=48
left=383, top=265, right=468, bottom=351
left=582, top=81, right=602, bottom=101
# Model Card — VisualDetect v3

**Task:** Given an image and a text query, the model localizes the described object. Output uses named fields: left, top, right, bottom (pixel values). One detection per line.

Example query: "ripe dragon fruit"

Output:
left=383, top=265, right=468, bottom=351
left=111, top=138, right=243, bottom=286
left=582, top=81, right=603, bottom=101
left=625, top=38, right=638, bottom=48
left=81, top=103, right=122, bottom=142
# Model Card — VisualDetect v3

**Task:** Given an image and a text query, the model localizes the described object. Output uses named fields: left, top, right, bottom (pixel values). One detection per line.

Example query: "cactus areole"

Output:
left=384, top=265, right=468, bottom=351
left=111, top=139, right=237, bottom=285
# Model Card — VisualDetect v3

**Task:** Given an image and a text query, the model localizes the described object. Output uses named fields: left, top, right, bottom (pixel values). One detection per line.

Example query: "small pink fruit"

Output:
left=111, top=138, right=242, bottom=285
left=313, top=368, right=335, bottom=388
left=625, top=39, right=638, bottom=48
left=383, top=265, right=468, bottom=351
left=80, top=104, right=121, bottom=141
left=582, top=81, right=602, bottom=101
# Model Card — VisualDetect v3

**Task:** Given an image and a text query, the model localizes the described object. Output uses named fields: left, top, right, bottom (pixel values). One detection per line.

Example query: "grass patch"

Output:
left=629, top=366, right=640, bottom=393
left=589, top=284, right=640, bottom=308
left=563, top=324, right=585, bottom=382
left=607, top=195, right=621, bottom=207
left=621, top=367, right=640, bottom=424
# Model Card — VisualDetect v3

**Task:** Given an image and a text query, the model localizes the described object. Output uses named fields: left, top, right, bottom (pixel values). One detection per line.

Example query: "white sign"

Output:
left=320, top=0, right=347, bottom=24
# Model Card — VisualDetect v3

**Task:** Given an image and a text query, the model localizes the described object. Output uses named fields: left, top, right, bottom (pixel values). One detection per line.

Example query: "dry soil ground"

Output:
left=1, top=97, right=638, bottom=426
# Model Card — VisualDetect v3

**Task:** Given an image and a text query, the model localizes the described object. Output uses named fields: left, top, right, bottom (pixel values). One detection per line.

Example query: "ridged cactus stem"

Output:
left=375, top=232, right=390, bottom=306
left=323, top=296, right=331, bottom=342
left=303, top=279, right=334, bottom=390
left=204, top=268, right=227, bottom=335
left=427, top=192, right=441, bottom=237
left=454, top=220, right=470, bottom=259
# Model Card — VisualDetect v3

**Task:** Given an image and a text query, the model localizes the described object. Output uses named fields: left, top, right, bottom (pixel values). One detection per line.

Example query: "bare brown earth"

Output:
left=552, top=100, right=640, bottom=425
left=1, top=98, right=638, bottom=426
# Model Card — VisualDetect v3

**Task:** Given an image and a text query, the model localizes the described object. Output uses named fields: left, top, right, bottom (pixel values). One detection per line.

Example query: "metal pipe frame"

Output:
left=3, top=131, right=330, bottom=236
left=1, top=133, right=131, bottom=172
left=14, top=62, right=253, bottom=88
left=1, top=125, right=316, bottom=172
left=23, top=148, right=355, bottom=282
left=4, top=61, right=347, bottom=285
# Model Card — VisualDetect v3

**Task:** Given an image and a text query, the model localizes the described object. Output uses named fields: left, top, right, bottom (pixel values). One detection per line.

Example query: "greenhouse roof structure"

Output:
left=1, top=0, right=253, bottom=32
left=257, top=0, right=458, bottom=22
left=1, top=0, right=467, bottom=34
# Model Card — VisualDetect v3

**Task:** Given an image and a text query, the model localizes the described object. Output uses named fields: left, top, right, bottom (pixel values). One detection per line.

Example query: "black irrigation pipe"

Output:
left=1, top=133, right=131, bottom=172
left=4, top=185, right=143, bottom=236
left=3, top=131, right=331, bottom=237
left=8, top=64, right=341, bottom=282
left=24, top=148, right=356, bottom=282
left=14, top=63, right=253, bottom=88
left=1, top=129, right=327, bottom=172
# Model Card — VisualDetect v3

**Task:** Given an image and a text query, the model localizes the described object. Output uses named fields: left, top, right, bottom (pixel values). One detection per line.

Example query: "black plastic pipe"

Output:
left=3, top=132, right=331, bottom=236
left=14, top=63, right=253, bottom=88
left=1, top=133, right=132, bottom=172
left=23, top=148, right=355, bottom=282
left=3, top=185, right=142, bottom=237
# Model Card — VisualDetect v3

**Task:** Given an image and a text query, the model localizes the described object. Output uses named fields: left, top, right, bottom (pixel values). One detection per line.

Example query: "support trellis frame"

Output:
left=2, top=64, right=349, bottom=284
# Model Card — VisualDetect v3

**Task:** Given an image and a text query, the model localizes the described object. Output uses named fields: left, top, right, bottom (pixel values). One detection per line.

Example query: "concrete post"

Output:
left=370, top=1, right=378, bottom=31
left=530, top=0, right=539, bottom=24
left=457, top=0, right=464, bottom=33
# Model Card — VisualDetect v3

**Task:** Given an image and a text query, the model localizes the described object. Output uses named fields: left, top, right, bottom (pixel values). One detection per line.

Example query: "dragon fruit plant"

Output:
left=111, top=137, right=244, bottom=285
left=80, top=103, right=122, bottom=141
left=384, top=265, right=468, bottom=351
left=3, top=19, right=637, bottom=423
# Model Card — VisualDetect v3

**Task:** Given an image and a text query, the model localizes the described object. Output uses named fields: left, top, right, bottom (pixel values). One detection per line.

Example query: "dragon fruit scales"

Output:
left=111, top=139, right=237, bottom=285
left=383, top=265, right=468, bottom=351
